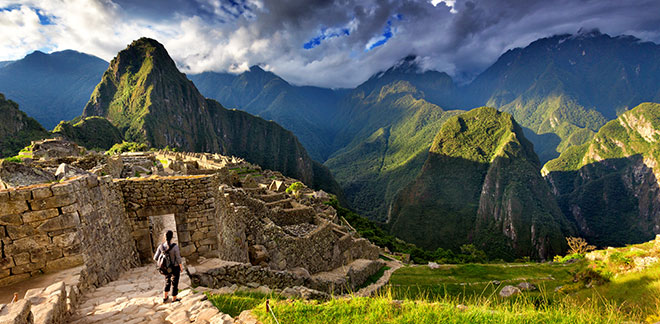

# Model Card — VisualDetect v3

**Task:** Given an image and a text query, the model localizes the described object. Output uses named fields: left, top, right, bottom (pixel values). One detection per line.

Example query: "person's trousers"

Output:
left=164, top=266, right=180, bottom=296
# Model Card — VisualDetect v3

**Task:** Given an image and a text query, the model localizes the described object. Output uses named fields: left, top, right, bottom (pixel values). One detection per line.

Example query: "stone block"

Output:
left=0, top=214, right=22, bottom=226
left=11, top=261, right=45, bottom=275
left=30, top=195, right=76, bottom=211
left=45, top=255, right=83, bottom=272
left=0, top=191, right=8, bottom=202
left=0, top=200, right=29, bottom=217
left=178, top=231, right=191, bottom=242
left=31, top=187, right=53, bottom=200
left=9, top=189, right=31, bottom=201
left=6, top=225, right=37, bottom=240
left=13, top=253, right=30, bottom=266
left=36, top=213, right=80, bottom=232
left=6, top=235, right=50, bottom=254
left=51, top=183, right=73, bottom=197
left=191, top=231, right=204, bottom=242
left=180, top=244, right=196, bottom=257
left=52, top=232, right=78, bottom=248
left=0, top=299, right=32, bottom=324
left=0, top=256, right=14, bottom=270
left=22, top=209, right=59, bottom=223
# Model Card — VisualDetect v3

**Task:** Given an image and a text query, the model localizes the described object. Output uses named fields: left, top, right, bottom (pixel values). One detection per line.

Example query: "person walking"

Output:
left=153, top=230, right=183, bottom=303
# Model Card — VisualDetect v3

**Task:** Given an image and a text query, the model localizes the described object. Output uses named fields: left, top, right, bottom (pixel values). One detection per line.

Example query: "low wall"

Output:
left=0, top=175, right=139, bottom=289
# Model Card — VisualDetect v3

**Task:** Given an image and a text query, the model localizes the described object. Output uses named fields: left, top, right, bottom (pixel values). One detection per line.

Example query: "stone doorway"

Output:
left=149, top=214, right=178, bottom=254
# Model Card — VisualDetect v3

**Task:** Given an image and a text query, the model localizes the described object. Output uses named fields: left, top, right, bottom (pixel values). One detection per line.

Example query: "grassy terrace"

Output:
left=206, top=238, right=660, bottom=323
left=387, top=263, right=578, bottom=300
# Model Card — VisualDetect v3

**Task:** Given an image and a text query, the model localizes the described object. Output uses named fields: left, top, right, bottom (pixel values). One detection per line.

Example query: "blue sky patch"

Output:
left=303, top=28, right=351, bottom=49
left=365, top=14, right=402, bottom=51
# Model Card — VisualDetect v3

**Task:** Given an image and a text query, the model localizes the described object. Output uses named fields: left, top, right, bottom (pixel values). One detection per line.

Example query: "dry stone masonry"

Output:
left=0, top=140, right=383, bottom=323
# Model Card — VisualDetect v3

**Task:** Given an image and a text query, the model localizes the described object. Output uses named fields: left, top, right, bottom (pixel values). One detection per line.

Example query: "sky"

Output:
left=1, top=0, right=660, bottom=88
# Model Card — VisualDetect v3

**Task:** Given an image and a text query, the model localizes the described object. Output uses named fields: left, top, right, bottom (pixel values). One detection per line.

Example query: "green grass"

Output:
left=207, top=291, right=280, bottom=317
left=388, top=263, right=579, bottom=300
left=250, top=291, right=629, bottom=324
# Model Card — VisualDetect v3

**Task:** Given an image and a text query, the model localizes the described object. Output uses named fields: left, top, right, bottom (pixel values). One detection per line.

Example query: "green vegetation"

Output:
left=207, top=291, right=280, bottom=317
left=0, top=93, right=50, bottom=158
left=53, top=116, right=123, bottom=150
left=285, top=182, right=304, bottom=197
left=327, top=198, right=490, bottom=264
left=248, top=291, right=628, bottom=324
left=388, top=107, right=573, bottom=260
left=543, top=103, right=660, bottom=248
left=207, top=239, right=660, bottom=323
left=3, top=156, right=23, bottom=163
left=106, top=141, right=147, bottom=155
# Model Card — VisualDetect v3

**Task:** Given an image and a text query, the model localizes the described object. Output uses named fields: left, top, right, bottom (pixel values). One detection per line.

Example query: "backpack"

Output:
left=157, top=243, right=176, bottom=275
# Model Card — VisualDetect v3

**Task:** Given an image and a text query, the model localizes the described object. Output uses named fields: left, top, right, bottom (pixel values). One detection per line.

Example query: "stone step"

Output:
left=256, top=192, right=287, bottom=203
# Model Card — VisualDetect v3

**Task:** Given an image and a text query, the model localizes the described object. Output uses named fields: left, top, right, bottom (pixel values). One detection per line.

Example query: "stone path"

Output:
left=68, top=265, right=233, bottom=324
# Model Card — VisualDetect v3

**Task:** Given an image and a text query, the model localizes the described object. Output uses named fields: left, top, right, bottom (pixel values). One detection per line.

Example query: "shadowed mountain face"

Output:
left=543, top=103, right=660, bottom=247
left=189, top=69, right=344, bottom=162
left=0, top=93, right=50, bottom=157
left=82, top=38, right=341, bottom=195
left=0, top=50, right=108, bottom=129
left=388, top=107, right=574, bottom=260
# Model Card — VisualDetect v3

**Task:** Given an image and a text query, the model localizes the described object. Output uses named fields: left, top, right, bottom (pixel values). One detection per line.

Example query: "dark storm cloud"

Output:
left=4, top=0, right=660, bottom=87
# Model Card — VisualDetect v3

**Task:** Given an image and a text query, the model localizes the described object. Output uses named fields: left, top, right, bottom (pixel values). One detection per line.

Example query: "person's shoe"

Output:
left=171, top=298, right=180, bottom=303
left=163, top=298, right=169, bottom=303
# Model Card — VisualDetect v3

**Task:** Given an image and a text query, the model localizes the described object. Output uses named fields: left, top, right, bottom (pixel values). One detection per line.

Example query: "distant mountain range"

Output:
left=2, top=30, right=660, bottom=258
left=0, top=50, right=108, bottom=129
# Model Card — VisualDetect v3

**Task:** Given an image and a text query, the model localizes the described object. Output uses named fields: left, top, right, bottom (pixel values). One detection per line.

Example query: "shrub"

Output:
left=106, top=141, right=148, bottom=155
left=286, top=182, right=304, bottom=197
left=566, top=237, right=596, bottom=255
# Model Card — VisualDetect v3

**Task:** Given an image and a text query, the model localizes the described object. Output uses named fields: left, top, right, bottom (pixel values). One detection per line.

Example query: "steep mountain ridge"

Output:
left=82, top=38, right=341, bottom=194
left=0, top=50, right=108, bottom=129
left=0, top=93, right=50, bottom=157
left=543, top=103, right=660, bottom=247
left=388, top=107, right=574, bottom=259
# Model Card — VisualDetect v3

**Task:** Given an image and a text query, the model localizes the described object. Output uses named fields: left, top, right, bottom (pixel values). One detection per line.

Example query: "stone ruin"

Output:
left=0, top=139, right=383, bottom=323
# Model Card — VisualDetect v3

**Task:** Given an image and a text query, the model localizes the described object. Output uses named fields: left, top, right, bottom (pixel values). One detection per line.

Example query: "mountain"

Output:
left=388, top=107, right=574, bottom=260
left=464, top=30, right=660, bottom=162
left=53, top=117, right=123, bottom=150
left=82, top=37, right=341, bottom=194
left=0, top=50, right=108, bottom=129
left=543, top=102, right=660, bottom=247
left=0, top=93, right=50, bottom=157
left=189, top=68, right=344, bottom=161
left=324, top=58, right=462, bottom=220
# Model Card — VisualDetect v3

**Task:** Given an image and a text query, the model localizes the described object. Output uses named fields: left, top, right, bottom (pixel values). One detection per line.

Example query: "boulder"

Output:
left=0, top=299, right=33, bottom=324
left=55, top=163, right=91, bottom=181
left=428, top=262, right=441, bottom=269
left=248, top=245, right=269, bottom=266
left=0, top=161, right=56, bottom=189
left=517, top=282, right=537, bottom=291
left=499, top=285, right=521, bottom=298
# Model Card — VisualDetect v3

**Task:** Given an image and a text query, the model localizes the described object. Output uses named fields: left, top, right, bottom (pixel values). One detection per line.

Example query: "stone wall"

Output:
left=0, top=175, right=139, bottom=290
left=116, top=175, right=220, bottom=263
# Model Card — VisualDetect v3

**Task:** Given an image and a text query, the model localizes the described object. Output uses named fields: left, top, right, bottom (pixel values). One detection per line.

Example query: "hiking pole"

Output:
left=266, top=299, right=280, bottom=324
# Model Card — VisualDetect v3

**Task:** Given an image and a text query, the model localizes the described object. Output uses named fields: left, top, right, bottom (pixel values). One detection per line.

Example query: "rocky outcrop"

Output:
left=0, top=161, right=56, bottom=189
left=388, top=107, right=574, bottom=260
left=82, top=37, right=341, bottom=196
left=52, top=117, right=123, bottom=151
left=543, top=102, right=660, bottom=247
